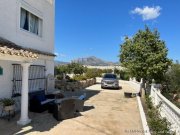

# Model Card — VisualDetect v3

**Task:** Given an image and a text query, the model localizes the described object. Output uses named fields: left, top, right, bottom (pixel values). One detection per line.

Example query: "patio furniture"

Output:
left=46, top=92, right=65, bottom=100
left=53, top=98, right=76, bottom=121
left=29, top=90, right=55, bottom=113
left=74, top=93, right=86, bottom=112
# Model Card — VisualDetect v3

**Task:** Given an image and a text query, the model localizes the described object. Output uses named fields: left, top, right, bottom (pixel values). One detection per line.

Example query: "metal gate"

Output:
left=12, top=64, right=46, bottom=96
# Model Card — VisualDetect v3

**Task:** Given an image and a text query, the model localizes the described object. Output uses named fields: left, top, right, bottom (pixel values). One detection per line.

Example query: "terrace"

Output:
left=0, top=80, right=143, bottom=135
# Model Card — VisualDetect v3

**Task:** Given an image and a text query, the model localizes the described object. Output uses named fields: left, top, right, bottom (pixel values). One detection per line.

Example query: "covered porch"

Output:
left=0, top=37, right=55, bottom=125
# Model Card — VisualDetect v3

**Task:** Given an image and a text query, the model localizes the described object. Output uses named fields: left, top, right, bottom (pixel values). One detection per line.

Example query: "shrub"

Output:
left=0, top=98, right=15, bottom=106
left=85, top=68, right=102, bottom=79
left=73, top=75, right=87, bottom=81
left=162, top=62, right=180, bottom=108
left=102, top=69, right=113, bottom=74
left=56, top=74, right=63, bottom=80
left=55, top=65, right=69, bottom=75
left=67, top=63, right=86, bottom=75
left=145, top=95, right=172, bottom=135
left=119, top=70, right=130, bottom=80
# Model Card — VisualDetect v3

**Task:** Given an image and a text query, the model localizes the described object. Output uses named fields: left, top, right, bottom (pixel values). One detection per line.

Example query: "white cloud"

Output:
left=131, top=6, right=161, bottom=21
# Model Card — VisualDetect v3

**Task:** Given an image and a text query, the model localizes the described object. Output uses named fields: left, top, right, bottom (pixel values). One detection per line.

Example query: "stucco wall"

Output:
left=0, top=56, right=54, bottom=98
left=0, top=61, right=14, bottom=99
left=0, top=0, right=55, bottom=53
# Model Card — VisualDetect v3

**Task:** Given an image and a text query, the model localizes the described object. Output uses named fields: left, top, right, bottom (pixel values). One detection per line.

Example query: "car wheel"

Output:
left=101, top=86, right=104, bottom=89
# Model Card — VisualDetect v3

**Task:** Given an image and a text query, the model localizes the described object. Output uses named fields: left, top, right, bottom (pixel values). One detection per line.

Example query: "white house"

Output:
left=0, top=0, right=55, bottom=125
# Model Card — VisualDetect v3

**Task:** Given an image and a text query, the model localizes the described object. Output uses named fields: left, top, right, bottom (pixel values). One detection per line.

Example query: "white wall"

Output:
left=34, top=55, right=55, bottom=75
left=0, top=61, right=14, bottom=98
left=0, top=0, right=55, bottom=53
left=0, top=56, right=54, bottom=98
left=85, top=65, right=124, bottom=70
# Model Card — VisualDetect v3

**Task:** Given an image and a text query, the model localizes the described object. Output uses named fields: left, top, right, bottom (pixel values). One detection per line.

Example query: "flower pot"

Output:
left=4, top=105, right=15, bottom=112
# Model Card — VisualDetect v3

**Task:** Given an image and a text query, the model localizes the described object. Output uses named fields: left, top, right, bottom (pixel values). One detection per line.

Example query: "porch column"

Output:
left=17, top=62, right=31, bottom=125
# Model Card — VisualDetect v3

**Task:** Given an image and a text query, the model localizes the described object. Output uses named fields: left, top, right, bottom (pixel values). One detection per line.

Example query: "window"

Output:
left=20, top=8, right=42, bottom=36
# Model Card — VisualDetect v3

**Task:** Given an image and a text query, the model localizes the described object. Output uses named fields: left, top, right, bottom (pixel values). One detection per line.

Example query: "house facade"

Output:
left=0, top=0, right=55, bottom=125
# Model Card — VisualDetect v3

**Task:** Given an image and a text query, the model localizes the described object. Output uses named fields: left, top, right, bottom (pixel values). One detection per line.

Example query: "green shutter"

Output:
left=0, top=67, right=3, bottom=75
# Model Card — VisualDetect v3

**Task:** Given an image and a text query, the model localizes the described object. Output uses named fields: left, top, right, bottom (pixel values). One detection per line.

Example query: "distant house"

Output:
left=0, top=0, right=55, bottom=125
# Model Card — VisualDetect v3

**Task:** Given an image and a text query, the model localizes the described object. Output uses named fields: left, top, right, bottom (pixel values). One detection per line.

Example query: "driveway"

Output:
left=29, top=80, right=142, bottom=135
left=0, top=79, right=143, bottom=135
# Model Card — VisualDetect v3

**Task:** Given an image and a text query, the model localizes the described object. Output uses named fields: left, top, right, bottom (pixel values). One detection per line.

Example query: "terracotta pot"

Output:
left=4, top=105, right=15, bottom=112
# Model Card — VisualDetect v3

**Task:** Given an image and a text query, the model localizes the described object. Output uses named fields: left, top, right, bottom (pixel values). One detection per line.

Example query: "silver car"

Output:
left=101, top=73, right=119, bottom=89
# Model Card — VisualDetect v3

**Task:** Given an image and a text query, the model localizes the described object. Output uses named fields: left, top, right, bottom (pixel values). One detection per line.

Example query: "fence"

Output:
left=150, top=84, right=180, bottom=134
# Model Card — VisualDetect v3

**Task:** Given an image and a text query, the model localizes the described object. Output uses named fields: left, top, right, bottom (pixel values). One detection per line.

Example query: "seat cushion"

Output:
left=41, top=99, right=55, bottom=105
left=35, top=94, right=46, bottom=102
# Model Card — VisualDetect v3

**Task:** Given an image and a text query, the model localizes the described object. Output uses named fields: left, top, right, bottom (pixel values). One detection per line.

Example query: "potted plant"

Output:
left=0, top=98, right=15, bottom=112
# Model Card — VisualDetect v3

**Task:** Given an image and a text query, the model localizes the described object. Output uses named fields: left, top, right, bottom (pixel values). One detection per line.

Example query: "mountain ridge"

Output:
left=72, top=56, right=118, bottom=66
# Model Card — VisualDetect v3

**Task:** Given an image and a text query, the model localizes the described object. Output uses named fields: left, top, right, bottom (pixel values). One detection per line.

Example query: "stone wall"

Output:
left=55, top=78, right=96, bottom=91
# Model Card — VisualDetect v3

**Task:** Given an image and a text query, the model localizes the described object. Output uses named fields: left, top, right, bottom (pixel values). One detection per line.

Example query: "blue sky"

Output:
left=55, top=0, right=180, bottom=62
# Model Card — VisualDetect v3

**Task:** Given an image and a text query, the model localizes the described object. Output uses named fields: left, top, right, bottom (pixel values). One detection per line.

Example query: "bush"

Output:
left=119, top=70, right=130, bottom=80
left=55, top=65, right=69, bottom=75
left=55, top=63, right=86, bottom=76
left=56, top=74, right=63, bottom=80
left=67, top=63, right=86, bottom=75
left=73, top=75, right=87, bottom=81
left=0, top=98, right=15, bottom=106
left=145, top=95, right=172, bottom=135
left=165, top=63, right=180, bottom=93
left=162, top=62, right=180, bottom=108
left=85, top=68, right=102, bottom=79
left=102, top=69, right=113, bottom=74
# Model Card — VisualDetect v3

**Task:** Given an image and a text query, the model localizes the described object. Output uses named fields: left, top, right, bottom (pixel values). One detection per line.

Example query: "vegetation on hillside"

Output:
left=55, top=63, right=114, bottom=81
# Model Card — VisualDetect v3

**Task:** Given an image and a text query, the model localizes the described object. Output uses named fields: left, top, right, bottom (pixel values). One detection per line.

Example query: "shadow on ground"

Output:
left=0, top=86, right=100, bottom=135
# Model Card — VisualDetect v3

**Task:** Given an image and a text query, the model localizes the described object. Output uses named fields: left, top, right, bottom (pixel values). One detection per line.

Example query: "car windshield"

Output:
left=103, top=74, right=117, bottom=79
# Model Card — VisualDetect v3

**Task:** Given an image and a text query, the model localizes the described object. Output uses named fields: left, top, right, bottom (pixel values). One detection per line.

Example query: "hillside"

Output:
left=72, top=56, right=118, bottom=66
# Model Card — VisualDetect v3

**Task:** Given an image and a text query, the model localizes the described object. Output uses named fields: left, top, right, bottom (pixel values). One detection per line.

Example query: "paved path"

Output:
left=28, top=80, right=143, bottom=135
left=0, top=80, right=143, bottom=135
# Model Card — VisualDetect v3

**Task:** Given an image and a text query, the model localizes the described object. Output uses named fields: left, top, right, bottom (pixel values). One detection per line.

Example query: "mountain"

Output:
left=54, top=61, right=69, bottom=66
left=72, top=56, right=118, bottom=66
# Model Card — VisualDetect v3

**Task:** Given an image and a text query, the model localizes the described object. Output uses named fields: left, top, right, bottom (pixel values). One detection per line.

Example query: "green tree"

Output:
left=119, top=70, right=130, bottom=80
left=67, top=63, right=85, bottom=75
left=119, top=27, right=171, bottom=82
left=163, top=62, right=180, bottom=107
left=55, top=65, right=69, bottom=75
left=55, top=65, right=69, bottom=80
left=167, top=62, right=180, bottom=93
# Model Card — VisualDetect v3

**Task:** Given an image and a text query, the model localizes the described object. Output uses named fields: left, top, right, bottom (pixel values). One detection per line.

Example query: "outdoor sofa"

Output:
left=52, top=94, right=86, bottom=121
left=53, top=98, right=76, bottom=121
left=29, top=90, right=55, bottom=113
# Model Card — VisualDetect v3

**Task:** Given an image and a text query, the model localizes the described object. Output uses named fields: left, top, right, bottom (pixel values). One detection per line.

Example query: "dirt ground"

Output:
left=0, top=80, right=143, bottom=135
